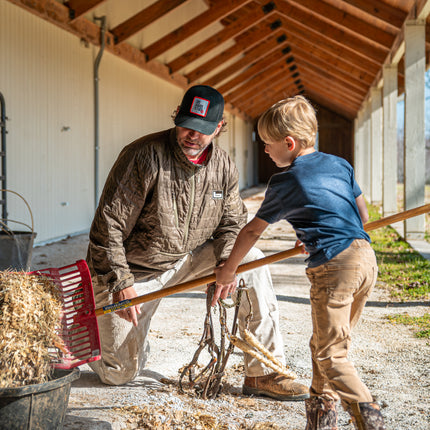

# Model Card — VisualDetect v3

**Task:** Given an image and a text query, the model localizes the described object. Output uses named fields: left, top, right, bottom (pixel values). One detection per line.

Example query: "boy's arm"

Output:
left=355, top=194, right=369, bottom=224
left=212, top=217, right=268, bottom=306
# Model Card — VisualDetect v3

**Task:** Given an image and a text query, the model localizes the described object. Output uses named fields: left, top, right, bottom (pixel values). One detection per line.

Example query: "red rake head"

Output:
left=31, top=259, right=101, bottom=369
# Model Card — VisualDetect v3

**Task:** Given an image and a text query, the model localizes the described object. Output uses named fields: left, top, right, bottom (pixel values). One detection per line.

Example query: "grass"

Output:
left=367, top=203, right=430, bottom=338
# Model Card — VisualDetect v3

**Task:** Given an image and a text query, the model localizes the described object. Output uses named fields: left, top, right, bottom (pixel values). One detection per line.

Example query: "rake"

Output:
left=32, top=203, right=429, bottom=369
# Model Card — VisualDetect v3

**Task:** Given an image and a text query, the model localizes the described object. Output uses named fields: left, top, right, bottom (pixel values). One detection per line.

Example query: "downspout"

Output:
left=0, top=92, right=7, bottom=221
left=93, top=16, right=106, bottom=210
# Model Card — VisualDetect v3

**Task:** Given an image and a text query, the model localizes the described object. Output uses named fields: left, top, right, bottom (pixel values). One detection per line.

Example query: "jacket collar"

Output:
left=170, top=127, right=214, bottom=170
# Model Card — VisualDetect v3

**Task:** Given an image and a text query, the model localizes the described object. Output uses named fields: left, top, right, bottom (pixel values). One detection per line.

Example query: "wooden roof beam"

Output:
left=284, top=17, right=380, bottom=79
left=65, top=0, right=107, bottom=21
left=273, top=6, right=387, bottom=65
left=216, top=47, right=293, bottom=95
left=143, top=0, right=252, bottom=61
left=245, top=81, right=299, bottom=118
left=167, top=2, right=275, bottom=73
left=306, top=89, right=356, bottom=120
left=206, top=32, right=289, bottom=87
left=298, top=69, right=363, bottom=106
left=186, top=18, right=282, bottom=83
left=227, top=58, right=297, bottom=105
left=304, top=82, right=360, bottom=114
left=284, top=33, right=375, bottom=86
left=232, top=69, right=297, bottom=110
left=112, top=0, right=188, bottom=45
left=278, top=0, right=396, bottom=49
left=341, top=0, right=408, bottom=28
left=293, top=56, right=368, bottom=97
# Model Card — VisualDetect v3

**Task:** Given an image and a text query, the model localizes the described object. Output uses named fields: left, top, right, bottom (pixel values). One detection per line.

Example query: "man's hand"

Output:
left=113, top=286, right=141, bottom=327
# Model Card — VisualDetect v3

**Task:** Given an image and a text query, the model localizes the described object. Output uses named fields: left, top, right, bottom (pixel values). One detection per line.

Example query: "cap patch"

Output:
left=190, top=97, right=210, bottom=117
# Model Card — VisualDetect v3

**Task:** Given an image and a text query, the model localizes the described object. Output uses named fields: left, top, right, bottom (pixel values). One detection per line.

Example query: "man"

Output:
left=86, top=85, right=308, bottom=401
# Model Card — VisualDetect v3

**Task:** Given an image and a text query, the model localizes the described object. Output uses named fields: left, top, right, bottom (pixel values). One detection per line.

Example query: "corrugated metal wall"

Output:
left=0, top=1, right=255, bottom=245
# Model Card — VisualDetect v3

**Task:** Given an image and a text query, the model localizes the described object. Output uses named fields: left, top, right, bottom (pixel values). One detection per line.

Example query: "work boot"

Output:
left=348, top=402, right=386, bottom=430
left=305, top=397, right=338, bottom=430
left=243, top=372, right=309, bottom=401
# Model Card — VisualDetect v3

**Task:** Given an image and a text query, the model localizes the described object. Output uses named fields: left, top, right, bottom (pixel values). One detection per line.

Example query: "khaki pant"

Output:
left=305, top=239, right=378, bottom=408
left=90, top=241, right=286, bottom=385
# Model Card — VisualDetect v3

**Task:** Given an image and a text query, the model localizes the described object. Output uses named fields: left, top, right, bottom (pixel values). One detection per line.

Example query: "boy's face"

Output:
left=263, top=136, right=296, bottom=168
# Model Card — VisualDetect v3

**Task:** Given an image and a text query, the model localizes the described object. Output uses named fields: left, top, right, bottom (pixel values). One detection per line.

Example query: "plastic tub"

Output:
left=0, top=368, right=80, bottom=430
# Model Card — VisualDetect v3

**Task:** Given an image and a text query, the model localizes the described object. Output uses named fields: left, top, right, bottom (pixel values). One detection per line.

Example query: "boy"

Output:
left=215, top=96, right=386, bottom=430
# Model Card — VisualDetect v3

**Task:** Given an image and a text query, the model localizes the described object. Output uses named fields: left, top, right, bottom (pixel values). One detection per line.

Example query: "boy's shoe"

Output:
left=243, top=372, right=309, bottom=401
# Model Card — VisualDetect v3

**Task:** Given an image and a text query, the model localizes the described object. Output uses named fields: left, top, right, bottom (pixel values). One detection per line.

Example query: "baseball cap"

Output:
left=174, top=85, right=224, bottom=135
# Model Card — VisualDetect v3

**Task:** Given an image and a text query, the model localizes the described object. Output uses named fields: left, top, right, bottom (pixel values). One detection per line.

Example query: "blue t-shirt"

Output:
left=256, top=151, right=370, bottom=267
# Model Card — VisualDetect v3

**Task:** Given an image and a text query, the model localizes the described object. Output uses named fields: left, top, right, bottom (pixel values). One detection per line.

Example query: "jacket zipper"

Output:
left=183, top=168, right=196, bottom=244
left=172, top=192, right=179, bottom=228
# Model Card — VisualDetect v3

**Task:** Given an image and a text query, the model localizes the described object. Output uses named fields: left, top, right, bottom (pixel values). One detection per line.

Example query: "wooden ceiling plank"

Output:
left=304, top=83, right=360, bottom=112
left=143, top=0, right=251, bottom=61
left=227, top=59, right=295, bottom=104
left=206, top=32, right=289, bottom=87
left=233, top=73, right=297, bottom=111
left=293, top=57, right=367, bottom=96
left=112, top=0, right=188, bottom=45
left=282, top=21, right=379, bottom=77
left=186, top=18, right=279, bottom=83
left=274, top=6, right=387, bottom=65
left=299, top=69, right=362, bottom=106
left=245, top=82, right=300, bottom=118
left=279, top=0, right=396, bottom=49
left=285, top=32, right=376, bottom=85
left=65, top=0, right=107, bottom=21
left=305, top=89, right=356, bottom=120
left=167, top=3, right=273, bottom=73
left=341, top=0, right=407, bottom=28
left=216, top=47, right=292, bottom=95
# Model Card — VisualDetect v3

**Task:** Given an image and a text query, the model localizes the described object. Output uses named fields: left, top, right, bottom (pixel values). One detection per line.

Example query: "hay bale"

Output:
left=0, top=271, right=63, bottom=388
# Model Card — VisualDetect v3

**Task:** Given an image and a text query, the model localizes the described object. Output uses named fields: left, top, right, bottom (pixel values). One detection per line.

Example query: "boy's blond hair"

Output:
left=257, top=95, right=318, bottom=148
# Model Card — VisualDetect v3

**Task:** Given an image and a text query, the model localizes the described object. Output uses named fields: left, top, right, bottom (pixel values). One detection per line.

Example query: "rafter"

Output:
left=206, top=33, right=288, bottom=87
left=143, top=0, right=252, bottom=61
left=341, top=0, right=407, bottom=28
left=217, top=47, right=293, bottom=95
left=65, top=0, right=107, bottom=21
left=167, top=2, right=274, bottom=73
left=112, top=0, right=188, bottom=45
left=186, top=18, right=281, bottom=83
left=277, top=0, right=396, bottom=49
left=274, top=7, right=387, bottom=65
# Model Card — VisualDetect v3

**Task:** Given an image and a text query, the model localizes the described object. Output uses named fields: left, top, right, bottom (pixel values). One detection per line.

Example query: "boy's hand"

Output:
left=295, top=239, right=308, bottom=254
left=212, top=262, right=237, bottom=307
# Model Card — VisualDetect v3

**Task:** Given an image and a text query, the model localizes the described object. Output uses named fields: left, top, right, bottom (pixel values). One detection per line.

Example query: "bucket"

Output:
left=0, top=189, right=36, bottom=271
left=0, top=368, right=80, bottom=430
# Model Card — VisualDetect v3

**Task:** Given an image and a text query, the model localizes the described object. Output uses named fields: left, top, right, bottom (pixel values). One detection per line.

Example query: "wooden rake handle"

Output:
left=95, top=203, right=430, bottom=316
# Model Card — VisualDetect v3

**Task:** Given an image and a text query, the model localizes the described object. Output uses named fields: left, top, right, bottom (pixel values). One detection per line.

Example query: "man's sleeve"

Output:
left=212, top=162, right=248, bottom=263
left=87, top=144, right=155, bottom=293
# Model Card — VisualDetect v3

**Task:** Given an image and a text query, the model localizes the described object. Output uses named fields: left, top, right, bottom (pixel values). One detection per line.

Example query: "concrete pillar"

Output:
left=382, top=64, right=398, bottom=216
left=362, top=100, right=372, bottom=199
left=354, top=110, right=363, bottom=186
left=404, top=20, right=426, bottom=239
left=370, top=87, right=383, bottom=204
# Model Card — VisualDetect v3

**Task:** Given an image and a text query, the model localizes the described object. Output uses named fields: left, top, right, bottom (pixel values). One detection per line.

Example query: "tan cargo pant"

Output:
left=90, top=241, right=286, bottom=385
left=305, top=239, right=378, bottom=408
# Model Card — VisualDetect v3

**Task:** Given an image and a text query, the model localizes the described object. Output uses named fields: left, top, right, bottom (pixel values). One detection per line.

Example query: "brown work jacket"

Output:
left=87, top=128, right=247, bottom=293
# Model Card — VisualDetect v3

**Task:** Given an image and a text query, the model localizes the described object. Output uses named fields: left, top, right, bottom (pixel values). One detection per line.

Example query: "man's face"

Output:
left=176, top=121, right=223, bottom=161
